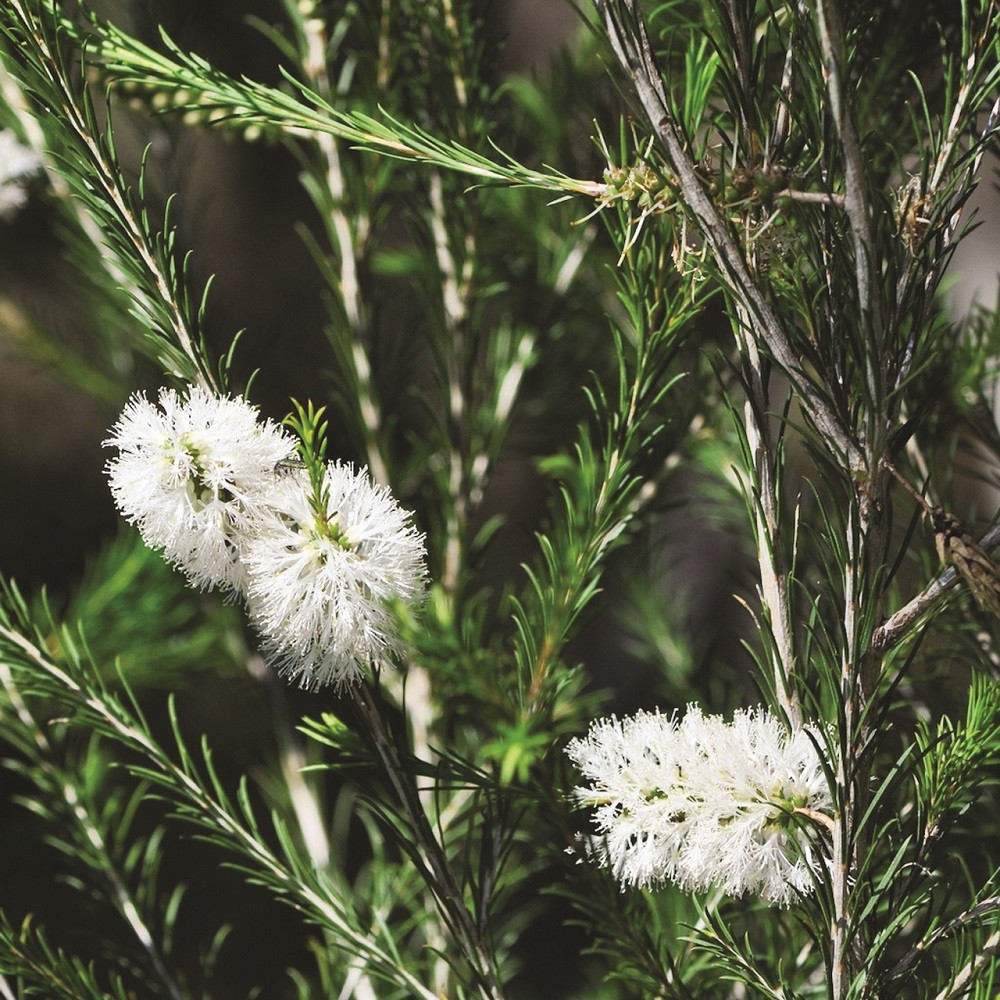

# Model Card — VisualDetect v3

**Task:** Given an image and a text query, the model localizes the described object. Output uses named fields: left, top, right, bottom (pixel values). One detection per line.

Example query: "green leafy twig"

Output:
left=0, top=601, right=439, bottom=1000
left=0, top=665, right=184, bottom=999
left=38, top=0, right=603, bottom=200
left=0, top=0, right=219, bottom=388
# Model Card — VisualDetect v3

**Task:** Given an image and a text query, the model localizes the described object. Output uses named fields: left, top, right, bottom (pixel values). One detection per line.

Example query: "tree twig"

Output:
left=872, top=522, right=1000, bottom=652
left=812, top=0, right=884, bottom=355
left=733, top=311, right=801, bottom=727
left=934, top=927, right=1000, bottom=1000
left=888, top=896, right=1000, bottom=984
left=354, top=683, right=503, bottom=1000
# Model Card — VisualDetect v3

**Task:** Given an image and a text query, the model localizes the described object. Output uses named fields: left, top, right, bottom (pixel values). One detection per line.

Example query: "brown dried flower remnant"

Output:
left=885, top=461, right=1000, bottom=617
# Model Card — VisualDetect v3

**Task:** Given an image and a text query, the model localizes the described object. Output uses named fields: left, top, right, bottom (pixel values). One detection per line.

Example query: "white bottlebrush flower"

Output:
left=566, top=705, right=831, bottom=905
left=243, top=461, right=427, bottom=690
left=0, top=129, right=42, bottom=220
left=104, top=384, right=295, bottom=593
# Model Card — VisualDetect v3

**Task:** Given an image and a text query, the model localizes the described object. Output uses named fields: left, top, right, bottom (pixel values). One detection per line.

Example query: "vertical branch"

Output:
left=354, top=683, right=503, bottom=1000
left=721, top=0, right=759, bottom=160
left=831, top=530, right=859, bottom=999
left=428, top=169, right=475, bottom=594
left=292, top=19, right=465, bottom=991
left=424, top=0, right=528, bottom=595
left=290, top=4, right=389, bottom=484
left=291, top=9, right=462, bottom=872
left=834, top=481, right=889, bottom=996
left=813, top=0, right=885, bottom=361
left=421, top=12, right=495, bottom=977
left=518, top=244, right=698, bottom=713
left=438, top=0, right=470, bottom=109
left=328, top=136, right=389, bottom=486
left=807, top=11, right=899, bottom=991
left=894, top=0, right=1000, bottom=366
left=250, top=657, right=330, bottom=869
left=248, top=658, right=386, bottom=1000
left=766, top=14, right=797, bottom=166
left=734, top=316, right=801, bottom=727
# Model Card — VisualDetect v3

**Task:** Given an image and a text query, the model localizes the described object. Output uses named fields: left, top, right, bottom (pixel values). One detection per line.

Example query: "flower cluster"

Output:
left=243, top=462, right=427, bottom=689
left=0, top=128, right=42, bottom=221
left=105, top=385, right=295, bottom=593
left=566, top=706, right=831, bottom=905
left=105, top=384, right=427, bottom=688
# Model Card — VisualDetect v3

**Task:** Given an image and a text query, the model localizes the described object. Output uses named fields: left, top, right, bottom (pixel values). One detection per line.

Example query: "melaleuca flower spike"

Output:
left=104, top=384, right=295, bottom=593
left=243, top=461, right=427, bottom=690
left=566, top=706, right=831, bottom=906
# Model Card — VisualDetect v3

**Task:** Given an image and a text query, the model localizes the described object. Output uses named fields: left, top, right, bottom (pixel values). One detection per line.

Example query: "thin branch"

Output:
left=793, top=806, right=835, bottom=832
left=0, top=626, right=439, bottom=1000
left=354, top=683, right=504, bottom=1000
left=872, top=522, right=1000, bottom=652
left=889, top=896, right=1000, bottom=984
left=429, top=168, right=473, bottom=595
left=40, top=0, right=605, bottom=199
left=812, top=0, right=884, bottom=353
left=0, top=662, right=184, bottom=1000
left=722, top=0, right=756, bottom=157
left=733, top=309, right=801, bottom=727
left=290, top=8, right=389, bottom=485
left=775, top=188, right=846, bottom=208
left=871, top=569, right=957, bottom=652
left=0, top=58, right=137, bottom=353
left=894, top=2, right=1000, bottom=389
left=934, top=927, right=1000, bottom=1000
left=4, top=0, right=216, bottom=389
left=932, top=94, right=1000, bottom=263
left=766, top=15, right=795, bottom=163
left=831, top=522, right=859, bottom=1000
left=251, top=657, right=330, bottom=869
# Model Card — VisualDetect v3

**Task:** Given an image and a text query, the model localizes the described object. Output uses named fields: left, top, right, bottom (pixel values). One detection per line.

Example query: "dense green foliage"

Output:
left=2, top=1, right=1000, bottom=996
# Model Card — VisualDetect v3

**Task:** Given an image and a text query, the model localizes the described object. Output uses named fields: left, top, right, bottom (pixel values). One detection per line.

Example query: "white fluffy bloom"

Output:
left=243, top=461, right=427, bottom=689
left=566, top=706, right=831, bottom=905
left=105, top=384, right=294, bottom=592
left=0, top=129, right=42, bottom=220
